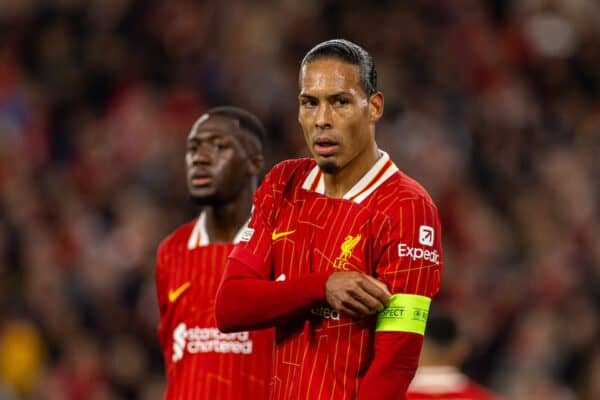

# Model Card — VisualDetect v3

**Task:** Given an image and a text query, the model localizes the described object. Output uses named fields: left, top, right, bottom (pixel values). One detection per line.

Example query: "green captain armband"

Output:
left=376, top=294, right=431, bottom=335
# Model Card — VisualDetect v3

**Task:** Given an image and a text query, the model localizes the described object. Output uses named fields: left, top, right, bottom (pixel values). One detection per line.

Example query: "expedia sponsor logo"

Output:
left=418, top=225, right=434, bottom=247
left=398, top=243, right=440, bottom=265
left=172, top=323, right=253, bottom=362
left=310, top=306, right=340, bottom=321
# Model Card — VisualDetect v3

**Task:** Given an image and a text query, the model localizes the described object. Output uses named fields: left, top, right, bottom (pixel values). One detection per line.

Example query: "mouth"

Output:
left=190, top=173, right=213, bottom=187
left=313, top=137, right=339, bottom=157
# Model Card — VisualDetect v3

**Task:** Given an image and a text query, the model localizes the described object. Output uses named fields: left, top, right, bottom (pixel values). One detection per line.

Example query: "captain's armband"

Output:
left=376, top=294, right=431, bottom=335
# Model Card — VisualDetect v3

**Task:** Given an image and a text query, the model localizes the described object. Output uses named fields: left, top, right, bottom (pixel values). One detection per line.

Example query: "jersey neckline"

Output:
left=187, top=211, right=250, bottom=249
left=301, top=150, right=399, bottom=204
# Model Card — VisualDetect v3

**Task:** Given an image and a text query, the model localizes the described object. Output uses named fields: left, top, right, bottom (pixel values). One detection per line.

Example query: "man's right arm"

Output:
left=215, top=247, right=391, bottom=332
left=216, top=163, right=390, bottom=332
left=215, top=165, right=333, bottom=332
left=215, top=255, right=331, bottom=332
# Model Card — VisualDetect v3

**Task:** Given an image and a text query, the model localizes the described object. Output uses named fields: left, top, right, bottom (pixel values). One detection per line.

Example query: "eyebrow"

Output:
left=299, top=91, right=353, bottom=99
left=187, top=132, right=226, bottom=142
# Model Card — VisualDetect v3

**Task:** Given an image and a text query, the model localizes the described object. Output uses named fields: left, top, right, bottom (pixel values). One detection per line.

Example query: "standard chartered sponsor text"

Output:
left=172, top=323, right=253, bottom=362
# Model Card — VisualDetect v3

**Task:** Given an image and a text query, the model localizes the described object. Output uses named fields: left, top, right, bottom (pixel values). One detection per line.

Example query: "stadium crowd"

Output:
left=0, top=0, right=598, bottom=399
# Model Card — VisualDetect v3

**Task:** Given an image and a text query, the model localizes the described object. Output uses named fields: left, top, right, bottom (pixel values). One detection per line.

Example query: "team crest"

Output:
left=333, top=234, right=362, bottom=271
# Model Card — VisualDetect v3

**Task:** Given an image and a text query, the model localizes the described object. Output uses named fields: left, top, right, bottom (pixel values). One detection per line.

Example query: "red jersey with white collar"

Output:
left=156, top=213, right=273, bottom=400
left=218, top=152, right=443, bottom=399
left=408, top=366, right=501, bottom=399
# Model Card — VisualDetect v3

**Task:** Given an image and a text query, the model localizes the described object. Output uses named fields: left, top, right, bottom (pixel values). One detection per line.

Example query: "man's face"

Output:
left=186, top=114, right=255, bottom=205
left=298, top=58, right=381, bottom=174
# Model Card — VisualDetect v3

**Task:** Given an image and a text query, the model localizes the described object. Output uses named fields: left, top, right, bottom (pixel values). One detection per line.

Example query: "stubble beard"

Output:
left=318, top=161, right=340, bottom=174
left=189, top=193, right=220, bottom=206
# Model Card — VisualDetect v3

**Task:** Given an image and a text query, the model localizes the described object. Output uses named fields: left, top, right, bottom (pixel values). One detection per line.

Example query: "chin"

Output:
left=318, top=161, right=340, bottom=174
left=189, top=193, right=218, bottom=206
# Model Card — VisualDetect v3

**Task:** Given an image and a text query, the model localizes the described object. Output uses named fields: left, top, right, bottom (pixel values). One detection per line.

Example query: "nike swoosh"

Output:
left=272, top=230, right=296, bottom=241
left=168, top=282, right=191, bottom=303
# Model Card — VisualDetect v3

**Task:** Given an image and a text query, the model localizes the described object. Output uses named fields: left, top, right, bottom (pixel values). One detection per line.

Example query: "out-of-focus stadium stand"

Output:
left=0, top=1, right=598, bottom=399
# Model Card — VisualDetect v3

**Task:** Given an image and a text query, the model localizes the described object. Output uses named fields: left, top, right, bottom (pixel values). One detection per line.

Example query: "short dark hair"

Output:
left=301, top=39, right=378, bottom=96
left=425, top=311, right=458, bottom=346
left=205, top=106, right=266, bottom=145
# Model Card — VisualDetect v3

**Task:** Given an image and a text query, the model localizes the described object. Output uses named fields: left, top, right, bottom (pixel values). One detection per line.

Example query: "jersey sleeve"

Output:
left=376, top=197, right=443, bottom=298
left=358, top=197, right=443, bottom=399
left=215, top=164, right=331, bottom=332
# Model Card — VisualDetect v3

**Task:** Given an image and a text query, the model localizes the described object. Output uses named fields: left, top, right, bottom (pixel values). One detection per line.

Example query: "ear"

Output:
left=368, top=91, right=384, bottom=123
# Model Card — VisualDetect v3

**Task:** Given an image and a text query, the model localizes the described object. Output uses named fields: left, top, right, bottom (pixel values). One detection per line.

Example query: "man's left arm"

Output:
left=358, top=197, right=443, bottom=400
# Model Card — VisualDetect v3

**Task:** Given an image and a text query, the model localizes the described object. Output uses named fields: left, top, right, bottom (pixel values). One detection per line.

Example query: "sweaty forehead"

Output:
left=188, top=114, right=241, bottom=140
left=299, top=58, right=362, bottom=95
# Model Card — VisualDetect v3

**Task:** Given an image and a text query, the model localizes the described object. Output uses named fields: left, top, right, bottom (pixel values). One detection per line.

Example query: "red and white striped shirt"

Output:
left=156, top=214, right=273, bottom=400
left=218, top=151, right=443, bottom=399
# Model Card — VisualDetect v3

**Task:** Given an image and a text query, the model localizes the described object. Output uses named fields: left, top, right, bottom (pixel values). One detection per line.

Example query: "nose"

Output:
left=190, top=142, right=212, bottom=165
left=315, top=103, right=332, bottom=130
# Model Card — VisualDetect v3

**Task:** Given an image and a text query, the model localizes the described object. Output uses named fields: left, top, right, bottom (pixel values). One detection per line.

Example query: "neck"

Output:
left=323, top=142, right=379, bottom=198
left=202, top=184, right=254, bottom=243
left=419, top=345, right=459, bottom=367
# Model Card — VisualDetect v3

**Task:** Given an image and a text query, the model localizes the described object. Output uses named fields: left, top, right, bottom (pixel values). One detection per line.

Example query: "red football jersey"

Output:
left=229, top=152, right=443, bottom=399
left=408, top=367, right=501, bottom=400
left=156, top=213, right=273, bottom=400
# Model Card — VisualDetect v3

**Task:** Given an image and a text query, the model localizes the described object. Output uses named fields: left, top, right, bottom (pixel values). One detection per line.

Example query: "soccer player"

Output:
left=156, top=106, right=273, bottom=400
left=215, top=39, right=443, bottom=399
left=407, top=312, right=500, bottom=399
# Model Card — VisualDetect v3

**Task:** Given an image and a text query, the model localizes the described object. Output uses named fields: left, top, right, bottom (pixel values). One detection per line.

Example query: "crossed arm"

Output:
left=215, top=254, right=423, bottom=400
left=215, top=254, right=390, bottom=332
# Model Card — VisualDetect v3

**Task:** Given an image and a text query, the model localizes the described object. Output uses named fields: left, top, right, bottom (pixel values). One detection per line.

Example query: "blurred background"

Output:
left=0, top=0, right=598, bottom=399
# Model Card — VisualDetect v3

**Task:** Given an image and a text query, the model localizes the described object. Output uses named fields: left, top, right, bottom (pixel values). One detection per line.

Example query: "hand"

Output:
left=325, top=272, right=391, bottom=318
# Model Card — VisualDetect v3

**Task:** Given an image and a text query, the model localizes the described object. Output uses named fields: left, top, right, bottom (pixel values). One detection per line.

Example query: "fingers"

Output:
left=365, top=274, right=391, bottom=297
left=338, top=294, right=373, bottom=318
left=325, top=272, right=392, bottom=318
left=348, top=285, right=386, bottom=313
left=361, top=275, right=391, bottom=308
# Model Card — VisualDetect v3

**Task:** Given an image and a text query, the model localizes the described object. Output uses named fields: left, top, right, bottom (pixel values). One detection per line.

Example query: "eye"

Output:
left=334, top=98, right=350, bottom=106
left=213, top=140, right=230, bottom=150
left=301, top=98, right=317, bottom=107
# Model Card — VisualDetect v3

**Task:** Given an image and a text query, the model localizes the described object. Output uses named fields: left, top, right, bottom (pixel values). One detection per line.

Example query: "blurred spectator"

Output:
left=408, top=310, right=500, bottom=399
left=0, top=320, right=44, bottom=397
left=0, top=0, right=598, bottom=398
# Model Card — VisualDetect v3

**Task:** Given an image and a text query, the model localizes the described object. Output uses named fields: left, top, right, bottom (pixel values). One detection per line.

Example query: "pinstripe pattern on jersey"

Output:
left=157, top=221, right=273, bottom=400
left=234, top=157, right=443, bottom=399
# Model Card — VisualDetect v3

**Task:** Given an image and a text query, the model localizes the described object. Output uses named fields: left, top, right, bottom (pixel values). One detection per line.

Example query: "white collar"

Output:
left=187, top=211, right=249, bottom=250
left=301, top=150, right=398, bottom=204
left=408, top=366, right=469, bottom=393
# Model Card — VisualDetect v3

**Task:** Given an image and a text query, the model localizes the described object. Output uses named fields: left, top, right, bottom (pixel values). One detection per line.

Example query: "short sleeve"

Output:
left=375, top=197, right=443, bottom=298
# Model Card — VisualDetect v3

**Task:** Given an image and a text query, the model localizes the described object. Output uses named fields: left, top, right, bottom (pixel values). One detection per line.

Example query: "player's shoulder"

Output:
left=263, top=158, right=315, bottom=187
left=157, top=219, right=197, bottom=256
left=379, top=169, right=437, bottom=209
left=258, top=158, right=316, bottom=201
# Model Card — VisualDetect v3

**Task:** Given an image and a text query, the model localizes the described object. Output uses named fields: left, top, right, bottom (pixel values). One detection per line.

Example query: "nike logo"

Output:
left=168, top=282, right=191, bottom=303
left=272, top=230, right=295, bottom=241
